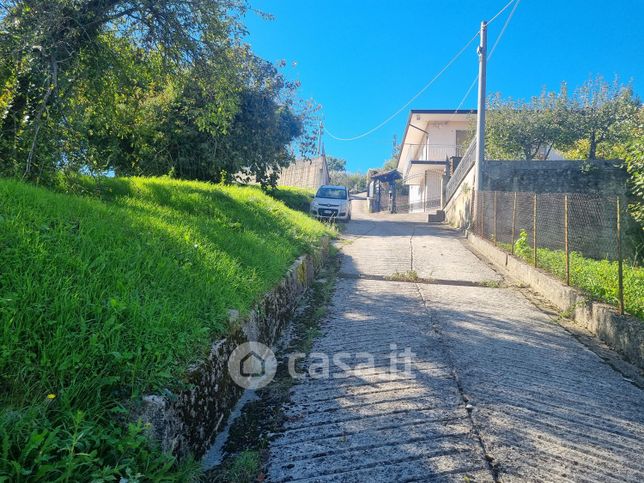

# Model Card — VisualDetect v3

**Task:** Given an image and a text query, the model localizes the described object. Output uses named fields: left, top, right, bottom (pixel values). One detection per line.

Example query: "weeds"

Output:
left=219, top=450, right=262, bottom=483
left=205, top=258, right=339, bottom=481
left=480, top=280, right=503, bottom=288
left=502, top=230, right=644, bottom=319
left=386, top=270, right=421, bottom=282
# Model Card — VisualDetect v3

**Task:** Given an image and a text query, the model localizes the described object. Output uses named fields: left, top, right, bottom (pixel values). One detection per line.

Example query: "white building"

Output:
left=396, top=109, right=476, bottom=212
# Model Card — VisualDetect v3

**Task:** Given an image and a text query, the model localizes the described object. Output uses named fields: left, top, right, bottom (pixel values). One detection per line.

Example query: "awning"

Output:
left=371, top=169, right=402, bottom=183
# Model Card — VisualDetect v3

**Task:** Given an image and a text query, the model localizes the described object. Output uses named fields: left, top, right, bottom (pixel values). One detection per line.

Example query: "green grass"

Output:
left=0, top=176, right=332, bottom=481
left=500, top=232, right=644, bottom=319
left=266, top=186, right=314, bottom=213
left=219, top=450, right=261, bottom=483
left=385, top=270, right=421, bottom=282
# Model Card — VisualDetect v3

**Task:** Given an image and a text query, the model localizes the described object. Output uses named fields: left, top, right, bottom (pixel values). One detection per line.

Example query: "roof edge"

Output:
left=397, top=109, right=477, bottom=170
left=409, top=109, right=477, bottom=114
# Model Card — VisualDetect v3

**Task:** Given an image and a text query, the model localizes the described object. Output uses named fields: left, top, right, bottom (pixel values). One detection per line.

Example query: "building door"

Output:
left=424, top=170, right=443, bottom=212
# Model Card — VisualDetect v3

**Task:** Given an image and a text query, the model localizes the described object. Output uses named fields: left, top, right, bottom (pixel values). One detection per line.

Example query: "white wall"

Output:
left=409, top=185, right=422, bottom=212
left=404, top=121, right=473, bottom=171
left=444, top=164, right=476, bottom=228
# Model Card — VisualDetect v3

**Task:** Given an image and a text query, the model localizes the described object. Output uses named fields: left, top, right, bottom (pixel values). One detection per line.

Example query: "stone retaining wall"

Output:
left=480, top=159, right=627, bottom=194
left=467, top=233, right=643, bottom=370
left=136, top=238, right=329, bottom=459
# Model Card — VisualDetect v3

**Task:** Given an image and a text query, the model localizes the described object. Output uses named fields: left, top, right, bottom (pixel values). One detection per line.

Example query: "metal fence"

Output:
left=444, top=138, right=476, bottom=204
left=473, top=191, right=642, bottom=317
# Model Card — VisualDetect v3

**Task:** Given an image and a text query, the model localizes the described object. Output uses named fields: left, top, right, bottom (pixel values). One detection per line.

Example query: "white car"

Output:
left=310, top=185, right=352, bottom=221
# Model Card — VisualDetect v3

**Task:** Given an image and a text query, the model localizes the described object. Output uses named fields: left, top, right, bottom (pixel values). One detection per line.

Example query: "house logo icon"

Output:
left=240, top=351, right=266, bottom=377
left=228, top=342, right=277, bottom=389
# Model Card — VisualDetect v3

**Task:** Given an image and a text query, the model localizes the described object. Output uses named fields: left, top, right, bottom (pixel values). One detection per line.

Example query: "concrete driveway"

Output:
left=267, top=210, right=644, bottom=482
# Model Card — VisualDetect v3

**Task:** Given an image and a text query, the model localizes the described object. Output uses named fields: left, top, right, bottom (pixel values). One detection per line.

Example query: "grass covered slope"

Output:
left=267, top=186, right=314, bottom=213
left=0, top=177, right=331, bottom=480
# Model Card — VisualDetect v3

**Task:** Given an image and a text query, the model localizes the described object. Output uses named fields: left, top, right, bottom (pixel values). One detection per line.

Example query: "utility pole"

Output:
left=475, top=20, right=487, bottom=191
left=317, top=121, right=324, bottom=156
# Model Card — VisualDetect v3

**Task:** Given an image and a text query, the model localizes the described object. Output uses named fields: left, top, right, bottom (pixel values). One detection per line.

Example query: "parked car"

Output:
left=310, top=185, right=352, bottom=221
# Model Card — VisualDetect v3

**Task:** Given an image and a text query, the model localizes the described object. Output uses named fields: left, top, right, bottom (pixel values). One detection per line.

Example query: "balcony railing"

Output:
left=403, top=143, right=468, bottom=163
left=444, top=138, right=477, bottom=205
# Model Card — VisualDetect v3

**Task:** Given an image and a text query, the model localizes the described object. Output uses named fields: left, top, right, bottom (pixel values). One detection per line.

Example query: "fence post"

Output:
left=617, top=196, right=625, bottom=315
left=564, top=194, right=570, bottom=286
left=511, top=192, right=517, bottom=255
left=493, top=191, right=498, bottom=245
left=533, top=193, right=537, bottom=267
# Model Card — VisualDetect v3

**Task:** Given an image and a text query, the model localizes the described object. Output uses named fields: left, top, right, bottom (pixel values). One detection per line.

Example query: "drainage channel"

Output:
left=337, top=272, right=504, bottom=288
left=201, top=390, right=259, bottom=471
left=201, top=258, right=340, bottom=481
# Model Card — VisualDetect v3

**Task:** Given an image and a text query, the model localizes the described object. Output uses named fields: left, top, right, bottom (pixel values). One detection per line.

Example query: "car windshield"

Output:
left=316, top=187, right=346, bottom=200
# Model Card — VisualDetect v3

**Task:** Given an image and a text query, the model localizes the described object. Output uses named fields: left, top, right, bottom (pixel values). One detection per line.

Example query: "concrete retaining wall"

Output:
left=445, top=159, right=627, bottom=230
left=444, top=163, right=476, bottom=228
left=467, top=233, right=643, bottom=370
left=136, top=238, right=329, bottom=459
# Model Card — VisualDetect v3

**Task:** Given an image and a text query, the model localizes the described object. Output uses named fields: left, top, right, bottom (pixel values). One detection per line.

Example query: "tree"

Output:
left=0, top=1, right=317, bottom=188
left=566, top=76, right=640, bottom=160
left=329, top=171, right=367, bottom=192
left=0, top=0, right=247, bottom=178
left=383, top=143, right=401, bottom=171
left=623, top=109, right=644, bottom=225
left=485, top=84, right=577, bottom=160
left=326, top=156, right=346, bottom=172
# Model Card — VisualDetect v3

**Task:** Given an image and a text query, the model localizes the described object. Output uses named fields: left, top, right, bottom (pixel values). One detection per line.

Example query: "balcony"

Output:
left=404, top=143, right=468, bottom=162
left=400, top=143, right=467, bottom=183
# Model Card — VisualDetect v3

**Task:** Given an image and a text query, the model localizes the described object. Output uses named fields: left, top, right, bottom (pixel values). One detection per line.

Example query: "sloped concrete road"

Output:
left=267, top=211, right=644, bottom=482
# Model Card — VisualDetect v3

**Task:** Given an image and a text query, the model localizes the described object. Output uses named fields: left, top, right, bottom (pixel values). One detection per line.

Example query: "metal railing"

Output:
left=402, top=143, right=468, bottom=163
left=444, top=138, right=476, bottom=205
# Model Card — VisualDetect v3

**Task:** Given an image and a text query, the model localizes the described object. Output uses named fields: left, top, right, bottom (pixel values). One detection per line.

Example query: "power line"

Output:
left=449, top=75, right=479, bottom=121
left=489, top=0, right=520, bottom=59
left=324, top=30, right=480, bottom=142
left=449, top=0, right=520, bottom=120
left=324, top=0, right=520, bottom=142
left=488, top=0, right=517, bottom=24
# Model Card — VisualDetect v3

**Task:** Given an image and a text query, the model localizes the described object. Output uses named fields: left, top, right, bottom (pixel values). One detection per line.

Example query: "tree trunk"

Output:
left=588, top=131, right=597, bottom=160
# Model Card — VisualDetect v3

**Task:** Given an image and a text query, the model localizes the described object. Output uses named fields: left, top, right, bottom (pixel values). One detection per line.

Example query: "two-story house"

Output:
left=397, top=109, right=476, bottom=212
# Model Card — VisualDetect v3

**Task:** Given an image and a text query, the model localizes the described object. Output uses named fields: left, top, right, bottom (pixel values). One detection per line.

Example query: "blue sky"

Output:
left=244, top=0, right=644, bottom=172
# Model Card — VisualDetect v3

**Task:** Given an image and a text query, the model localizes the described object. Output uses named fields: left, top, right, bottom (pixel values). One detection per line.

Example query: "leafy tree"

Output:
left=486, top=84, right=576, bottom=160
left=329, top=171, right=367, bottom=191
left=564, top=76, right=640, bottom=160
left=623, top=109, right=644, bottom=225
left=326, top=156, right=346, bottom=172
left=0, top=1, right=317, bottom=188
left=383, top=143, right=401, bottom=171
left=0, top=0, right=247, bottom=178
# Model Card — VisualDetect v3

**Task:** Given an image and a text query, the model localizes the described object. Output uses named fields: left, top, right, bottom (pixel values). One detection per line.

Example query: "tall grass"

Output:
left=266, top=186, right=314, bottom=213
left=0, top=176, right=332, bottom=480
left=506, top=230, right=643, bottom=319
